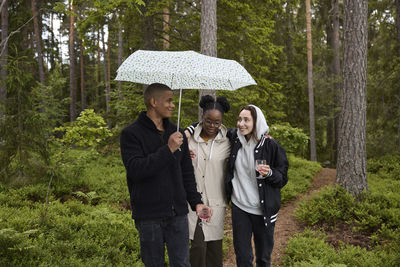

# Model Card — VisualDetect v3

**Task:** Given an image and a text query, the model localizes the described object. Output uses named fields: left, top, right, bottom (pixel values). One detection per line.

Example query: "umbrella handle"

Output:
left=177, top=88, right=182, bottom=131
left=177, top=88, right=183, bottom=151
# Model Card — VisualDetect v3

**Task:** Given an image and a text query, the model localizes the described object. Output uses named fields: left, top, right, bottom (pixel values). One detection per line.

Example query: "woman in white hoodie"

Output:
left=186, top=95, right=231, bottom=267
left=225, top=105, right=289, bottom=267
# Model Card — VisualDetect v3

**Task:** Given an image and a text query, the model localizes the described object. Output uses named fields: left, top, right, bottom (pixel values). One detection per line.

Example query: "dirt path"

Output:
left=223, top=168, right=336, bottom=267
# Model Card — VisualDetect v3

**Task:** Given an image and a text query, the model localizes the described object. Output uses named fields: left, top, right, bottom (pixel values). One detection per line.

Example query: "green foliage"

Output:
left=109, top=84, right=145, bottom=129
left=289, top=155, right=400, bottom=266
left=54, top=109, right=112, bottom=148
left=295, top=154, right=400, bottom=233
left=282, top=229, right=392, bottom=267
left=0, top=55, right=50, bottom=183
left=281, top=154, right=322, bottom=204
left=0, top=147, right=142, bottom=266
left=218, top=0, right=286, bottom=123
left=269, top=124, right=309, bottom=157
left=367, top=153, right=400, bottom=181
left=0, top=201, right=143, bottom=266
left=295, top=186, right=356, bottom=226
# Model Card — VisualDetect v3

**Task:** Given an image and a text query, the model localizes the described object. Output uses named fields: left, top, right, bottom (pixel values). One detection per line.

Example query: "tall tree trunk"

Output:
left=163, top=1, right=170, bottom=50
left=199, top=0, right=217, bottom=120
left=50, top=12, right=55, bottom=70
left=325, top=0, right=334, bottom=165
left=336, top=0, right=368, bottom=197
left=142, top=0, right=156, bottom=50
left=118, top=19, right=123, bottom=99
left=306, top=0, right=317, bottom=161
left=0, top=0, right=8, bottom=108
left=96, top=29, right=101, bottom=109
left=69, top=0, right=77, bottom=121
left=31, top=0, right=45, bottom=84
left=101, top=27, right=110, bottom=118
left=332, top=0, right=341, bottom=163
left=79, top=38, right=86, bottom=111
left=285, top=0, right=292, bottom=65
left=107, top=26, right=111, bottom=127
left=396, top=0, right=400, bottom=151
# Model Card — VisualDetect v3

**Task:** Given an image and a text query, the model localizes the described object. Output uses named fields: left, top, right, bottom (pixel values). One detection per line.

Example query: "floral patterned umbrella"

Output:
left=115, top=50, right=257, bottom=129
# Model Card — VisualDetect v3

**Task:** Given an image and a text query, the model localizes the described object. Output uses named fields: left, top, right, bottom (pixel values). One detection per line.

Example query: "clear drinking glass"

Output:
left=255, top=159, right=267, bottom=179
left=199, top=207, right=211, bottom=223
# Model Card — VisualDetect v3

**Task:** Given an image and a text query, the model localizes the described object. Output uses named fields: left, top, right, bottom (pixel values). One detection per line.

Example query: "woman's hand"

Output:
left=257, top=164, right=272, bottom=177
left=189, top=149, right=196, bottom=159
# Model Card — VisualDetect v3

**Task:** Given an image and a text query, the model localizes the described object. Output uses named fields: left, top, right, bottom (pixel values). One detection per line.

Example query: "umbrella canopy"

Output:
left=115, top=50, right=257, bottom=90
left=115, top=50, right=257, bottom=130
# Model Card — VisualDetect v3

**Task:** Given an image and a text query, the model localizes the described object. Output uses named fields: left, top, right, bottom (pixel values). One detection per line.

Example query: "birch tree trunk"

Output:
left=306, top=0, right=317, bottom=161
left=0, top=0, right=8, bottom=108
left=69, top=0, right=77, bottom=121
left=336, top=0, right=368, bottom=197
left=31, top=0, right=45, bottom=84
left=199, top=0, right=217, bottom=119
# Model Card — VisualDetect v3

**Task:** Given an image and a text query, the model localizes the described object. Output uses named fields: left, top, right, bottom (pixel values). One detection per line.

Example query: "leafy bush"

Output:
left=281, top=154, right=322, bottom=204
left=54, top=109, right=112, bottom=148
left=0, top=197, right=143, bottom=267
left=367, top=153, right=400, bottom=180
left=289, top=155, right=400, bottom=266
left=283, top=229, right=392, bottom=267
left=269, top=123, right=309, bottom=157
left=295, top=186, right=355, bottom=226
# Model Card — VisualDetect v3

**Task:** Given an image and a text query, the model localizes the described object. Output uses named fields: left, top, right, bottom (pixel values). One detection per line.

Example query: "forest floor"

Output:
left=222, top=168, right=337, bottom=267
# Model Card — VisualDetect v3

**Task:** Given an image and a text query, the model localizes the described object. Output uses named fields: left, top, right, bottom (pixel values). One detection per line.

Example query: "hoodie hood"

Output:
left=237, top=105, right=269, bottom=145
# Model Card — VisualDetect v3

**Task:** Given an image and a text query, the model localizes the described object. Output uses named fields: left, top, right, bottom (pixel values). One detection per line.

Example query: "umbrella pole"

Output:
left=177, top=88, right=182, bottom=131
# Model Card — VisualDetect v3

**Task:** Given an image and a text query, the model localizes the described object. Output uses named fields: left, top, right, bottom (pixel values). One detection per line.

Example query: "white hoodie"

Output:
left=231, top=105, right=269, bottom=215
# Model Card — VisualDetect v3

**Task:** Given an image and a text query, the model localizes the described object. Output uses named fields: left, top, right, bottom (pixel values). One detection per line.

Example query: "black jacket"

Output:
left=225, top=129, right=289, bottom=227
left=120, top=111, right=202, bottom=220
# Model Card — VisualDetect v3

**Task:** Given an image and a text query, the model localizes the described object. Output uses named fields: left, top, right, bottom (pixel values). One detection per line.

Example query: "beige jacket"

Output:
left=188, top=123, right=231, bottom=241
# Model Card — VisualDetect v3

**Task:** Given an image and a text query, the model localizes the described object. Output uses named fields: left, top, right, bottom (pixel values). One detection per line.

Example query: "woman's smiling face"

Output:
left=237, top=109, right=254, bottom=138
left=202, top=109, right=222, bottom=138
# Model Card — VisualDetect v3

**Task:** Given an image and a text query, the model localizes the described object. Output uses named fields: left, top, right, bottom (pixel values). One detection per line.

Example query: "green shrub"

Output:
left=295, top=186, right=355, bottom=226
left=367, top=153, right=400, bottom=180
left=269, top=123, right=309, bottom=157
left=282, top=229, right=339, bottom=266
left=54, top=109, right=112, bottom=148
left=281, top=154, right=322, bottom=204
left=0, top=198, right=143, bottom=266
left=289, top=154, right=400, bottom=266
left=283, top=229, right=393, bottom=267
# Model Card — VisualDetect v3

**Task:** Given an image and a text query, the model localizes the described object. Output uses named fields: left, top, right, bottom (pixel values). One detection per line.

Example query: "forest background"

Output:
left=2, top=0, right=400, bottom=173
left=0, top=0, right=400, bottom=266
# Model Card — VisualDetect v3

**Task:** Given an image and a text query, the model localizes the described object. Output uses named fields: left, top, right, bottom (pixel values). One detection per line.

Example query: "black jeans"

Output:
left=190, top=218, right=223, bottom=267
left=231, top=203, right=275, bottom=267
left=135, top=215, right=190, bottom=267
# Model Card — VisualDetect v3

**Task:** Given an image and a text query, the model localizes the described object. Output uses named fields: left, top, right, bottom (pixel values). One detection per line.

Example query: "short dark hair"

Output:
left=240, top=105, right=258, bottom=141
left=143, top=83, right=172, bottom=107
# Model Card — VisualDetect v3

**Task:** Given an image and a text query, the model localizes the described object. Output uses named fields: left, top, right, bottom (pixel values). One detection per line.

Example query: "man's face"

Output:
left=153, top=90, right=175, bottom=118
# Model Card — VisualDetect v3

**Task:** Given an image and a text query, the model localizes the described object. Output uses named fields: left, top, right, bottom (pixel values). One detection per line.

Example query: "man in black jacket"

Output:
left=120, top=83, right=210, bottom=267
